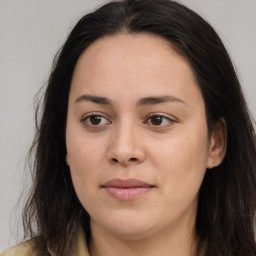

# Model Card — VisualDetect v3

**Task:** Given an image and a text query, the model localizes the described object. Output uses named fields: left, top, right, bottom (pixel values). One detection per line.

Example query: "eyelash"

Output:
left=81, top=113, right=111, bottom=127
left=144, top=114, right=175, bottom=127
left=81, top=113, right=176, bottom=128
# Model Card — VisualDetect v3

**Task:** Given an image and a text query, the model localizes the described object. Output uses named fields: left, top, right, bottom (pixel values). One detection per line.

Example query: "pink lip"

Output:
left=102, top=178, right=154, bottom=201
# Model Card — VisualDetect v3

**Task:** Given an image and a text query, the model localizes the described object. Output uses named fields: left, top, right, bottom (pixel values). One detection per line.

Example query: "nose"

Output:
left=106, top=122, right=146, bottom=166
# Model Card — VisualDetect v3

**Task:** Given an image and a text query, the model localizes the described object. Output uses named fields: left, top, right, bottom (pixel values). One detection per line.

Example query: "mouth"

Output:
left=102, top=178, right=155, bottom=201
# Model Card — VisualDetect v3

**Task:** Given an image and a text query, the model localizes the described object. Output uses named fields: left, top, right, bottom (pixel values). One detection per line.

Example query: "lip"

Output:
left=102, top=178, right=154, bottom=201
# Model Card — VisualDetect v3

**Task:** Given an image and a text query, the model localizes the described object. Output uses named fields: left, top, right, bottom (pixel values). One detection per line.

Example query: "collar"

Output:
left=47, top=226, right=90, bottom=256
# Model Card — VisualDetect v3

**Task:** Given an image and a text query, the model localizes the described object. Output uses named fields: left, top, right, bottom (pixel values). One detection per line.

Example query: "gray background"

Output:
left=0, top=0, right=255, bottom=251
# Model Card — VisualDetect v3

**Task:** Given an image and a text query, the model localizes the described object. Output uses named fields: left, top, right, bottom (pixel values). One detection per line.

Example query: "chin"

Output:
left=92, top=210, right=158, bottom=239
left=107, top=223, right=155, bottom=241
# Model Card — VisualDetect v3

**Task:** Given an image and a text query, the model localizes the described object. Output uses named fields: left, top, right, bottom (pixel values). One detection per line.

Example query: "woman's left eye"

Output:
left=145, top=115, right=175, bottom=127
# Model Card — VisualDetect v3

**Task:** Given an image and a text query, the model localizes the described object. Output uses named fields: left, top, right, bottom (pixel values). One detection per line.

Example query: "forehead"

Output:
left=70, top=33, right=203, bottom=108
left=73, top=33, right=186, bottom=80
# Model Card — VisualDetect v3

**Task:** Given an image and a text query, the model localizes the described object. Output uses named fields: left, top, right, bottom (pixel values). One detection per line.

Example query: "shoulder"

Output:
left=1, top=226, right=89, bottom=256
left=1, top=241, right=35, bottom=256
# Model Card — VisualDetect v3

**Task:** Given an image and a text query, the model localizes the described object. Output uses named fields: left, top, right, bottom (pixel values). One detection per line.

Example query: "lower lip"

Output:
left=104, top=187, right=153, bottom=201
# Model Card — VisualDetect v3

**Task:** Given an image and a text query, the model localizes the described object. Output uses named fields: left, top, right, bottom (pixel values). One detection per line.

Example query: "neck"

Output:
left=89, top=221, right=197, bottom=256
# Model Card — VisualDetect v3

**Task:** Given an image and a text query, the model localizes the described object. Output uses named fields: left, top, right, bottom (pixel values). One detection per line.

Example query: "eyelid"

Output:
left=81, top=112, right=112, bottom=126
left=80, top=112, right=177, bottom=128
left=144, top=113, right=177, bottom=126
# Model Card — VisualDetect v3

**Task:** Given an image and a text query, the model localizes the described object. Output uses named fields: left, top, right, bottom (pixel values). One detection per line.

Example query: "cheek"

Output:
left=151, top=133, right=209, bottom=171
left=67, top=140, right=111, bottom=220
left=150, top=126, right=209, bottom=200
left=67, top=126, right=107, bottom=171
left=66, top=135, right=107, bottom=201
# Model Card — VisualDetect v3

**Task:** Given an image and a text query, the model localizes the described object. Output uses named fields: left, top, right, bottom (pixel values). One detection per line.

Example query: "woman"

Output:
left=2, top=0, right=256, bottom=255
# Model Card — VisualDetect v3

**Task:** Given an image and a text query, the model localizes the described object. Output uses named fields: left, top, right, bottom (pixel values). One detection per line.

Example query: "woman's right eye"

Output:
left=82, top=114, right=111, bottom=127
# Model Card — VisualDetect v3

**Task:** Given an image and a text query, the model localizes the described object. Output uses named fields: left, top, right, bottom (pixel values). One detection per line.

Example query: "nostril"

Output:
left=129, top=158, right=137, bottom=162
left=111, top=158, right=118, bottom=163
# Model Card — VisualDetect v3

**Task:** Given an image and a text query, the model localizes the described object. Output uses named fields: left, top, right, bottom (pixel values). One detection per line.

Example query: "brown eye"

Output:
left=150, top=116, right=163, bottom=126
left=89, top=115, right=102, bottom=125
left=145, top=114, right=175, bottom=127
left=82, top=114, right=110, bottom=127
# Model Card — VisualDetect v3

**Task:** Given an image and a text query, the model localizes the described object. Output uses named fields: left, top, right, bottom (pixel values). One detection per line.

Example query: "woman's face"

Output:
left=66, top=34, right=216, bottom=240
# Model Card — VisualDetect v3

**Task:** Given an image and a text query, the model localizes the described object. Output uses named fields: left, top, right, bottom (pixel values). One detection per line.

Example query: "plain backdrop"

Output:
left=0, top=0, right=255, bottom=251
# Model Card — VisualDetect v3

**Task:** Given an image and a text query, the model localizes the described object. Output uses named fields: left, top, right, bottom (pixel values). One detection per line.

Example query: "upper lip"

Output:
left=103, top=178, right=153, bottom=188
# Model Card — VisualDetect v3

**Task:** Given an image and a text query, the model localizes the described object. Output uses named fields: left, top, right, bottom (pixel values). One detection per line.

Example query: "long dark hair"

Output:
left=23, top=0, right=256, bottom=255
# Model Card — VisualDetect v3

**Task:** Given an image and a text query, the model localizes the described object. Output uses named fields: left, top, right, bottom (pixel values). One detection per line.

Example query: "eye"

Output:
left=145, top=114, right=175, bottom=127
left=82, top=114, right=111, bottom=127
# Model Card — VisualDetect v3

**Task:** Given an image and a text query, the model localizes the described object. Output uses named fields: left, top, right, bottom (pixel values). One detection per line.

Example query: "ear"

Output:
left=207, top=118, right=227, bottom=169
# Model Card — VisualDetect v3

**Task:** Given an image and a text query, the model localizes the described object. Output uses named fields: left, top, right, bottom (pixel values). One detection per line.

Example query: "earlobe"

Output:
left=207, top=118, right=227, bottom=169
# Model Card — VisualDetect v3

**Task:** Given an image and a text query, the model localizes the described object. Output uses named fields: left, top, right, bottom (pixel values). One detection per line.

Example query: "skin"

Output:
left=66, top=34, right=226, bottom=256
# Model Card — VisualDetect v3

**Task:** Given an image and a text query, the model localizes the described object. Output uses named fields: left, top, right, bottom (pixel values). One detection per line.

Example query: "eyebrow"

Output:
left=75, top=95, right=111, bottom=105
left=74, top=94, right=186, bottom=106
left=137, top=95, right=186, bottom=106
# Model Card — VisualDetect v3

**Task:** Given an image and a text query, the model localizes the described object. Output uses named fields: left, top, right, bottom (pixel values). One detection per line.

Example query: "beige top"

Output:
left=0, top=228, right=90, bottom=256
